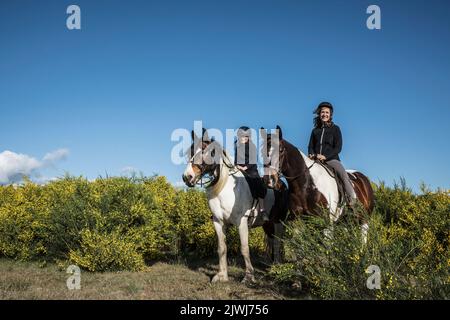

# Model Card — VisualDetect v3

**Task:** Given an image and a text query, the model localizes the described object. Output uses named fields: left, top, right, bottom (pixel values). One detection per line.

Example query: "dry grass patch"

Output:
left=0, top=258, right=297, bottom=300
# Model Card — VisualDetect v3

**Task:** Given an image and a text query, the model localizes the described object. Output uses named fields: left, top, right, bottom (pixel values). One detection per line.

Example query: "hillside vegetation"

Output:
left=0, top=176, right=448, bottom=299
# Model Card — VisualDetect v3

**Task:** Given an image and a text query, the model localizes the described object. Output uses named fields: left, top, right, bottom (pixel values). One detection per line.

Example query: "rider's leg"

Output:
left=258, top=179, right=269, bottom=221
left=326, top=159, right=357, bottom=205
left=259, top=198, right=269, bottom=221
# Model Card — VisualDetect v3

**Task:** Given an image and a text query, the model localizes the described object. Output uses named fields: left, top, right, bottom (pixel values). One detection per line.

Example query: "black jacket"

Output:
left=234, top=140, right=259, bottom=177
left=308, top=123, right=342, bottom=161
left=234, top=140, right=266, bottom=199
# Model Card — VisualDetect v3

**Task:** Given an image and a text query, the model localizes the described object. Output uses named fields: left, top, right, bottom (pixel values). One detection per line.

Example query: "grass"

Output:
left=0, top=257, right=308, bottom=300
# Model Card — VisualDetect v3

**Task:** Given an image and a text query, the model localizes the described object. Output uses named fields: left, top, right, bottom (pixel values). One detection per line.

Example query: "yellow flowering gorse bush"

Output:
left=270, top=180, right=449, bottom=299
left=0, top=175, right=266, bottom=271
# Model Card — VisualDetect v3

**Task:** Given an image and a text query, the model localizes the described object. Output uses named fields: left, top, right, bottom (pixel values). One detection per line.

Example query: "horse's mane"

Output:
left=282, top=139, right=316, bottom=191
left=207, top=142, right=239, bottom=197
left=222, top=148, right=234, bottom=166
left=298, top=149, right=314, bottom=167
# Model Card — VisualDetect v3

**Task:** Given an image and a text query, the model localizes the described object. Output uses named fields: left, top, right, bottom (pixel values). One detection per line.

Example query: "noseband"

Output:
left=189, top=149, right=239, bottom=188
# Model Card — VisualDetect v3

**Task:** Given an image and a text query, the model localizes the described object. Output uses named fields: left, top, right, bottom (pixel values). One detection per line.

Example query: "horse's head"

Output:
left=182, top=128, right=223, bottom=187
left=260, top=125, right=287, bottom=190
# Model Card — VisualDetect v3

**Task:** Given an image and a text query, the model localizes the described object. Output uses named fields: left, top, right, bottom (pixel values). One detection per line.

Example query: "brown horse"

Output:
left=261, top=126, right=375, bottom=242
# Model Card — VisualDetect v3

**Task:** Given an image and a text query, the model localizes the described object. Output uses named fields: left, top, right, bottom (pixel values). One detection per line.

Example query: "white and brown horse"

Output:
left=261, top=126, right=374, bottom=242
left=182, top=129, right=288, bottom=283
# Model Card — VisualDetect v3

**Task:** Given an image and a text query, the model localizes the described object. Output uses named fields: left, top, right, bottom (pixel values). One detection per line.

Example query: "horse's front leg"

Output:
left=273, top=222, right=284, bottom=264
left=239, top=215, right=255, bottom=283
left=212, top=218, right=229, bottom=283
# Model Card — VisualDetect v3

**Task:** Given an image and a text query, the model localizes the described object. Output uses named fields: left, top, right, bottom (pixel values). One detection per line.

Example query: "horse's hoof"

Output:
left=292, top=281, right=302, bottom=291
left=211, top=273, right=229, bottom=283
left=241, top=273, right=256, bottom=284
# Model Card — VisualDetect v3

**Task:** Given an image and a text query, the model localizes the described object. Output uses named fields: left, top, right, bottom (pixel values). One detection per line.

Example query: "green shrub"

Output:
left=270, top=184, right=449, bottom=300
left=68, top=229, right=145, bottom=272
left=0, top=175, right=267, bottom=270
left=43, top=176, right=98, bottom=260
left=173, top=188, right=216, bottom=256
left=2, top=173, right=446, bottom=299
left=0, top=181, right=49, bottom=260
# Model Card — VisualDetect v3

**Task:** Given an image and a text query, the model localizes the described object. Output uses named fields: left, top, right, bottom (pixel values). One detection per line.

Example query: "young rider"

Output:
left=235, top=126, right=270, bottom=222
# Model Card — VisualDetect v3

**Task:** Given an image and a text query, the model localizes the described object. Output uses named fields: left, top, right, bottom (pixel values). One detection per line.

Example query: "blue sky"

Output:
left=1, top=0, right=449, bottom=191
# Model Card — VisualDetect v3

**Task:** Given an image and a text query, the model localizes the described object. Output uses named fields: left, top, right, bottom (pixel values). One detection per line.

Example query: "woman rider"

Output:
left=308, top=102, right=357, bottom=207
left=235, top=126, right=269, bottom=222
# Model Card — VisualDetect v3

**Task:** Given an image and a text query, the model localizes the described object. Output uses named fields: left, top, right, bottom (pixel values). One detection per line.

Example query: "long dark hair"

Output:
left=313, top=102, right=334, bottom=128
left=313, top=114, right=334, bottom=128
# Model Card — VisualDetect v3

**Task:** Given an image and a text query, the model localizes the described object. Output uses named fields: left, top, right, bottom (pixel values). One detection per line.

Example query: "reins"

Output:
left=270, top=158, right=335, bottom=182
left=267, top=161, right=315, bottom=182
left=194, top=150, right=240, bottom=189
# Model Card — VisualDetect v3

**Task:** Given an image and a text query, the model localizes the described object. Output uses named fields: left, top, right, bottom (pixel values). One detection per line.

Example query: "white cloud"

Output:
left=0, top=148, right=69, bottom=185
left=0, top=151, right=41, bottom=184
left=43, top=148, right=69, bottom=164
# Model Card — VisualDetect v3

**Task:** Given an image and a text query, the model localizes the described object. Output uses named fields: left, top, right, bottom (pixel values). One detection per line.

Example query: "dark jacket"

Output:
left=308, top=123, right=342, bottom=161
left=234, top=140, right=259, bottom=178
left=234, top=140, right=266, bottom=199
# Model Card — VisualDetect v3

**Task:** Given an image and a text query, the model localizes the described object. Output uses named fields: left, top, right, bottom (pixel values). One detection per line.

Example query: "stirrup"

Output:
left=260, top=209, right=270, bottom=222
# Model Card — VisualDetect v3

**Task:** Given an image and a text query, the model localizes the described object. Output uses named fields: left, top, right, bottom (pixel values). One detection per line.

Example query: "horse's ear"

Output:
left=202, top=128, right=210, bottom=142
left=259, top=127, right=266, bottom=139
left=191, top=130, right=197, bottom=141
left=276, top=125, right=283, bottom=140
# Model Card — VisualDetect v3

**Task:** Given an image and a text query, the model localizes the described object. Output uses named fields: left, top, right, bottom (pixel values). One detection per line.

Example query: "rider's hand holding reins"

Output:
left=316, top=154, right=326, bottom=161
left=309, top=154, right=326, bottom=162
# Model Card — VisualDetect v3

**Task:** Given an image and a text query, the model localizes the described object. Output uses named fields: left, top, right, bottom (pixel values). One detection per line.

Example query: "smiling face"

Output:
left=320, top=107, right=332, bottom=123
left=239, top=135, right=249, bottom=144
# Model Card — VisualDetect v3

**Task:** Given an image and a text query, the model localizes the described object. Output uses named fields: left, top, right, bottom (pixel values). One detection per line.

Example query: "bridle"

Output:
left=264, top=164, right=306, bottom=182
left=188, top=146, right=240, bottom=189
left=264, top=144, right=317, bottom=183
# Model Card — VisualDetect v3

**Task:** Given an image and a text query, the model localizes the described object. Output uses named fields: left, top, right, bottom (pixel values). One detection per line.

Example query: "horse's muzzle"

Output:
left=182, top=174, right=195, bottom=187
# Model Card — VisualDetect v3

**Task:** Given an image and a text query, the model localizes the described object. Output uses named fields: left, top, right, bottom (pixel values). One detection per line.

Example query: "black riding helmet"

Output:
left=314, top=101, right=334, bottom=114
left=237, top=126, right=251, bottom=137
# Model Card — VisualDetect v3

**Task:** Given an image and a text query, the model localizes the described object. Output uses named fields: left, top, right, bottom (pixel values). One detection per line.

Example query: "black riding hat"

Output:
left=314, top=101, right=334, bottom=114
left=237, top=126, right=251, bottom=137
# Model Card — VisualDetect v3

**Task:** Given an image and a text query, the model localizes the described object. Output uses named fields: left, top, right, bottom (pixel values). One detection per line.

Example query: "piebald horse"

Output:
left=182, top=130, right=288, bottom=283
left=261, top=126, right=374, bottom=242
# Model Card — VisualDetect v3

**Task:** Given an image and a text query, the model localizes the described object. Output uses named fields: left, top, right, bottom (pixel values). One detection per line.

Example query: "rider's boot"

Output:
left=346, top=194, right=357, bottom=212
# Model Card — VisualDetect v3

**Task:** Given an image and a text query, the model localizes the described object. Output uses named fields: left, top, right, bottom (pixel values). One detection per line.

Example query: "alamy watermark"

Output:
left=64, top=5, right=380, bottom=32
left=171, top=121, right=280, bottom=170
left=367, top=5, right=381, bottom=30
left=66, top=5, right=81, bottom=30
left=66, top=265, right=81, bottom=290
left=366, top=265, right=381, bottom=290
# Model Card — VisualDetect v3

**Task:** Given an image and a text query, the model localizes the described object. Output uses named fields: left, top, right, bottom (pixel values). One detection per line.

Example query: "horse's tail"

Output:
left=352, top=171, right=375, bottom=215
